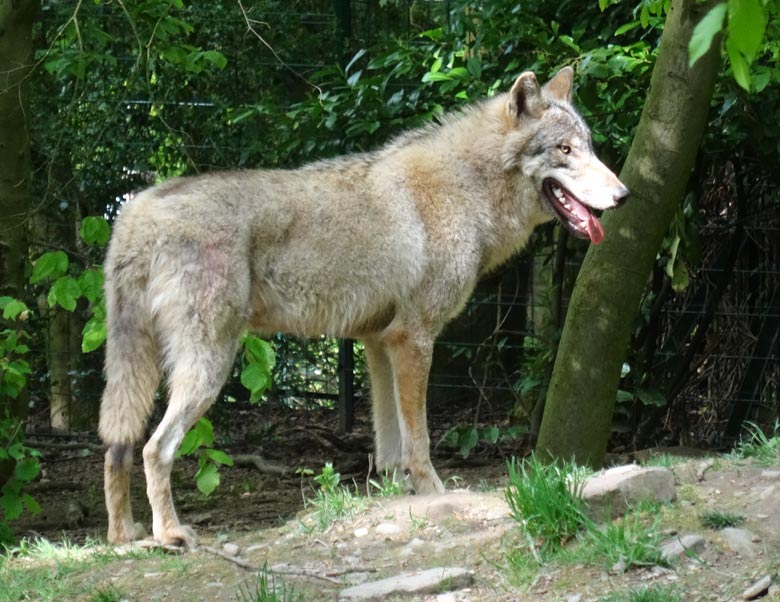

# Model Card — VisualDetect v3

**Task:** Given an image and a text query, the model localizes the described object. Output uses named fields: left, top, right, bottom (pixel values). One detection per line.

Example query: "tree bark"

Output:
left=536, top=0, right=722, bottom=467
left=0, top=0, right=39, bottom=486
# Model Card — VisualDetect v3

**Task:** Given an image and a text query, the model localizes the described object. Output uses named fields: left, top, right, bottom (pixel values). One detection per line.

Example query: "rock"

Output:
left=660, top=534, right=706, bottom=563
left=375, top=522, right=401, bottom=536
left=338, top=567, right=473, bottom=601
left=222, top=542, right=240, bottom=557
left=720, top=528, right=758, bottom=557
left=353, top=527, right=369, bottom=538
left=742, top=575, right=772, bottom=600
left=565, top=595, right=583, bottom=602
left=582, top=465, right=677, bottom=519
left=760, top=470, right=780, bottom=480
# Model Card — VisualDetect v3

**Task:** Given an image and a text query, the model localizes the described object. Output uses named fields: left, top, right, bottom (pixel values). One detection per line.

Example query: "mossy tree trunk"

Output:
left=0, top=0, right=38, bottom=485
left=536, top=0, right=722, bottom=466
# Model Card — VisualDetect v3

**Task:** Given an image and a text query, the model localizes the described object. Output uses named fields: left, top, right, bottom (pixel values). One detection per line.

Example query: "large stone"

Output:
left=720, top=527, right=758, bottom=557
left=582, top=465, right=676, bottom=519
left=338, top=567, right=473, bottom=601
left=660, top=534, right=707, bottom=563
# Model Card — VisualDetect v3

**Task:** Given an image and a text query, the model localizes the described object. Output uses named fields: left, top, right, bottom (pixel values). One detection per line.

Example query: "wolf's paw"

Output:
left=157, top=524, right=198, bottom=550
left=410, top=467, right=445, bottom=495
left=108, top=520, right=147, bottom=545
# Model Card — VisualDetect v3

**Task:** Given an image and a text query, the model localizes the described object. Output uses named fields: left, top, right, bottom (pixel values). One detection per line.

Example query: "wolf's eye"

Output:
left=557, top=144, right=571, bottom=155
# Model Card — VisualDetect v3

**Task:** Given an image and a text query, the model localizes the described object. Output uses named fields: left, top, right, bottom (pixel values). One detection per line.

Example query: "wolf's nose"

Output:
left=614, top=185, right=630, bottom=206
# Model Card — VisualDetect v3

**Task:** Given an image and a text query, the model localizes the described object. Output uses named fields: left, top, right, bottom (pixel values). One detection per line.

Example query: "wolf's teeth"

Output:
left=553, top=187, right=564, bottom=199
left=562, top=201, right=571, bottom=210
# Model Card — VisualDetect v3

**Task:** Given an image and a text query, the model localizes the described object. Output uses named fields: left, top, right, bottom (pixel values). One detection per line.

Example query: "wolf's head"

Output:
left=501, top=67, right=629, bottom=244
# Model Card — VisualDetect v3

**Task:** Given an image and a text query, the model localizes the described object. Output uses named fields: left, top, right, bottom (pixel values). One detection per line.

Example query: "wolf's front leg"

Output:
left=382, top=329, right=445, bottom=495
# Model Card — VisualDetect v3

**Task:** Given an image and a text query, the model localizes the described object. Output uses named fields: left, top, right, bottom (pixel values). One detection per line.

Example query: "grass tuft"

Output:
left=734, top=421, right=780, bottom=465
left=599, top=584, right=681, bottom=602
left=236, top=563, right=304, bottom=602
left=504, top=454, right=589, bottom=555
left=698, top=509, right=745, bottom=529
left=300, top=463, right=366, bottom=531
left=583, top=512, right=666, bottom=569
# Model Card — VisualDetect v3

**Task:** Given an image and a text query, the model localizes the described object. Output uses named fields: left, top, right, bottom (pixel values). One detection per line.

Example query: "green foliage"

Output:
left=90, top=584, right=126, bottom=602
left=176, top=417, right=233, bottom=496
left=733, top=421, right=780, bottom=465
left=698, top=509, right=745, bottom=529
left=300, top=463, right=365, bottom=531
left=0, top=420, right=41, bottom=545
left=505, top=455, right=588, bottom=555
left=441, top=424, right=526, bottom=459
left=240, top=333, right=276, bottom=403
left=689, top=0, right=777, bottom=91
left=0, top=297, right=39, bottom=545
left=236, top=562, right=304, bottom=602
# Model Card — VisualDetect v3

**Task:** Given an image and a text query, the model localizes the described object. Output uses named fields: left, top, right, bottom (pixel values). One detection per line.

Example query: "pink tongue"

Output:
left=570, top=201, right=605, bottom=245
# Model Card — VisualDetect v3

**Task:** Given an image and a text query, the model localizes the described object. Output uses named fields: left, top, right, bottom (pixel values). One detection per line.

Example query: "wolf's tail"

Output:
left=98, top=258, right=160, bottom=447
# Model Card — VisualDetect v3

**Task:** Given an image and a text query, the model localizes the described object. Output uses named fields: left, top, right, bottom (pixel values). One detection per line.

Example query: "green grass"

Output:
left=0, top=537, right=165, bottom=602
left=504, top=454, right=589, bottom=556
left=369, top=469, right=405, bottom=497
left=581, top=512, right=666, bottom=569
left=699, top=509, right=745, bottom=529
left=599, top=585, right=681, bottom=602
left=236, top=563, right=304, bottom=602
left=733, top=421, right=780, bottom=465
left=300, top=463, right=367, bottom=531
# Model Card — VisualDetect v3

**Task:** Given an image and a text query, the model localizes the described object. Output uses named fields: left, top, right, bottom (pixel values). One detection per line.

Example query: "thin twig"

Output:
left=236, top=0, right=322, bottom=98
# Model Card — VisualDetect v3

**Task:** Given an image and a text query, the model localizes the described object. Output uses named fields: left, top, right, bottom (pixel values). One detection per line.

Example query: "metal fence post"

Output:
left=338, top=338, right=355, bottom=433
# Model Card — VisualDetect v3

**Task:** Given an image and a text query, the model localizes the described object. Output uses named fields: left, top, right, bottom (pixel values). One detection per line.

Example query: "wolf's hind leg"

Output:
left=365, top=339, right=405, bottom=484
left=382, top=329, right=445, bottom=495
left=105, top=444, right=146, bottom=543
left=143, top=340, right=238, bottom=549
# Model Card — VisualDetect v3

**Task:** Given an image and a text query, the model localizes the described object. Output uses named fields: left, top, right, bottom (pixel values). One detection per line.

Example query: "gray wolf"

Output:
left=99, top=67, right=628, bottom=548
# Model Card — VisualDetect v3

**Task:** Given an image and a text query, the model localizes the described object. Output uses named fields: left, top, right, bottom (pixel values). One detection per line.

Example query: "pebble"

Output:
left=742, top=575, right=772, bottom=600
left=353, top=527, right=369, bottom=538
left=375, top=522, right=401, bottom=536
left=565, top=594, right=583, bottom=602
left=760, top=470, right=780, bottom=479
left=143, top=572, right=164, bottom=579
left=660, top=534, right=706, bottom=562
left=222, top=543, right=240, bottom=557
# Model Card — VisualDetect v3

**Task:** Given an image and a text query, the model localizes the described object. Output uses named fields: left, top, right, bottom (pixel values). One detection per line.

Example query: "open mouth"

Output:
left=543, top=178, right=604, bottom=245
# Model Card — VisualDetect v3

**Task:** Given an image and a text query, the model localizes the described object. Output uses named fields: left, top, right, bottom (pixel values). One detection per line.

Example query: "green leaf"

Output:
left=80, top=216, right=111, bottom=247
left=241, top=363, right=269, bottom=401
left=637, top=388, right=667, bottom=407
left=48, top=276, right=81, bottom=311
left=81, top=317, right=107, bottom=353
left=204, top=448, right=233, bottom=466
left=14, top=458, right=40, bottom=482
left=195, top=462, right=220, bottom=496
left=671, top=261, right=690, bottom=292
left=616, top=389, right=634, bottom=403
left=422, top=71, right=452, bottom=82
left=22, top=493, right=41, bottom=515
left=0, top=491, right=23, bottom=520
left=688, top=3, right=727, bottom=66
left=727, top=0, right=766, bottom=64
left=458, top=428, right=479, bottom=459
left=726, top=36, right=752, bottom=91
left=1, top=299, right=27, bottom=321
left=30, top=251, right=69, bottom=283
left=78, top=268, right=104, bottom=303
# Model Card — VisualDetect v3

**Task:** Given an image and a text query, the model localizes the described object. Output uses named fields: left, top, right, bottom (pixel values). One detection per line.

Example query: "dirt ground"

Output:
left=6, top=406, right=780, bottom=601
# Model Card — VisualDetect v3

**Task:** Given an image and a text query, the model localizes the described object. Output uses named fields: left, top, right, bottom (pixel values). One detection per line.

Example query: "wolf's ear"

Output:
left=507, top=72, right=546, bottom=121
left=543, top=67, right=574, bottom=103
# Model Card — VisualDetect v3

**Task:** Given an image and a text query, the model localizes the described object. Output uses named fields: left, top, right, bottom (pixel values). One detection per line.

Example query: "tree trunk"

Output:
left=0, top=0, right=39, bottom=486
left=535, top=0, right=721, bottom=467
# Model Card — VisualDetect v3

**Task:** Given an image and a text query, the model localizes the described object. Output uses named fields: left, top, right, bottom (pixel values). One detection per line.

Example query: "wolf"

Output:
left=98, top=67, right=628, bottom=549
